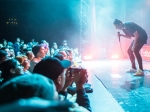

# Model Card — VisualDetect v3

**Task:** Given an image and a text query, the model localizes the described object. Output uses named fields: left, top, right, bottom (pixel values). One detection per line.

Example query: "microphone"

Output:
left=118, top=32, right=120, bottom=42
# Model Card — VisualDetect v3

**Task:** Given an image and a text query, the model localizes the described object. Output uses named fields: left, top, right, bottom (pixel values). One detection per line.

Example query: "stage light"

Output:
left=111, top=54, right=119, bottom=59
left=83, top=54, right=93, bottom=60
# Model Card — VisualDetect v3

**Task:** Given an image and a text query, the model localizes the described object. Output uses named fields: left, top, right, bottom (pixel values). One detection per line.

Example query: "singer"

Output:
left=113, top=19, right=148, bottom=76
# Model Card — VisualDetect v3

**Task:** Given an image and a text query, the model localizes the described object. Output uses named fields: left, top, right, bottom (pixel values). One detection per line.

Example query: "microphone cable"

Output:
left=118, top=32, right=127, bottom=58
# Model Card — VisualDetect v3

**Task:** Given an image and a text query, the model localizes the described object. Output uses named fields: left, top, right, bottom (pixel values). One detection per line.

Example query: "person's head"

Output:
left=50, top=48, right=55, bottom=56
left=26, top=51, right=34, bottom=61
left=33, top=57, right=71, bottom=92
left=0, top=47, right=10, bottom=57
left=0, top=43, right=3, bottom=49
left=0, top=58, right=24, bottom=79
left=52, top=42, right=58, bottom=49
left=113, top=19, right=123, bottom=30
left=66, top=49, right=73, bottom=61
left=16, top=55, right=30, bottom=72
left=41, top=40, right=47, bottom=44
left=62, top=40, right=67, bottom=46
left=54, top=54, right=64, bottom=61
left=20, top=40, right=24, bottom=45
left=32, top=45, right=46, bottom=58
left=41, top=43, right=49, bottom=55
left=9, top=48, right=15, bottom=58
left=31, top=38, right=34, bottom=42
left=58, top=50, right=69, bottom=60
left=0, top=50, right=8, bottom=64
left=0, top=74, right=58, bottom=105
left=2, top=39, right=7, bottom=46
left=16, top=38, right=20, bottom=42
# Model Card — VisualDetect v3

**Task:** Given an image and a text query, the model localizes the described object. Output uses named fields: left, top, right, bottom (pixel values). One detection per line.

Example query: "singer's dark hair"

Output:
left=114, top=19, right=122, bottom=25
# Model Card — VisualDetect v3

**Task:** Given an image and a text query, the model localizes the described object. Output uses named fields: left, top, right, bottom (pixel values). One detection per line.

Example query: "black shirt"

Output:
left=122, top=22, right=148, bottom=44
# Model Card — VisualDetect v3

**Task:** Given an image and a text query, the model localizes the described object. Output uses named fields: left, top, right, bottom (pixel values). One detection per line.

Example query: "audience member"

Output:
left=9, top=48, right=15, bottom=58
left=31, top=38, right=38, bottom=46
left=0, top=74, right=58, bottom=104
left=16, top=55, right=31, bottom=74
left=0, top=50, right=8, bottom=64
left=51, top=42, right=59, bottom=56
left=29, top=45, right=46, bottom=72
left=0, top=58, right=24, bottom=85
left=59, top=40, right=70, bottom=51
left=0, top=74, right=89, bottom=112
left=26, top=51, right=34, bottom=61
left=0, top=47, right=11, bottom=58
left=33, top=57, right=91, bottom=111
left=2, top=39, right=7, bottom=47
left=13, top=38, right=21, bottom=56
left=58, top=50, right=69, bottom=60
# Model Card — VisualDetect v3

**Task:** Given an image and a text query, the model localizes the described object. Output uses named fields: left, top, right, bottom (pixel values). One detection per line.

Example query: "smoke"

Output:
left=87, top=0, right=150, bottom=58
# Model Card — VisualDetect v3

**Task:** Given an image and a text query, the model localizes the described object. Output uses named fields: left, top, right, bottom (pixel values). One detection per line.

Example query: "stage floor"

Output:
left=83, top=59, right=150, bottom=112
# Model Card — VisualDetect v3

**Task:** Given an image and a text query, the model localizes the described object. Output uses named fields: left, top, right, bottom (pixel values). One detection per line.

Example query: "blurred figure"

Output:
left=16, top=55, right=31, bottom=74
left=59, top=40, right=69, bottom=51
left=42, top=43, right=50, bottom=57
left=58, top=50, right=69, bottom=60
left=20, top=40, right=25, bottom=47
left=66, top=49, right=74, bottom=62
left=31, top=38, right=38, bottom=46
left=13, top=38, right=21, bottom=56
left=0, top=74, right=58, bottom=104
left=0, top=43, right=3, bottom=49
left=26, top=51, right=34, bottom=61
left=2, top=39, right=7, bottom=47
left=20, top=44, right=28, bottom=55
left=33, top=57, right=91, bottom=112
left=51, top=42, right=59, bottom=57
left=27, top=39, right=38, bottom=48
left=7, top=41, right=14, bottom=49
left=40, top=40, right=47, bottom=44
left=0, top=47, right=11, bottom=58
left=0, top=74, right=89, bottom=112
left=0, top=50, right=8, bottom=64
left=9, top=48, right=15, bottom=58
left=54, top=53, right=65, bottom=61
left=29, top=45, right=46, bottom=72
left=0, top=58, right=24, bottom=85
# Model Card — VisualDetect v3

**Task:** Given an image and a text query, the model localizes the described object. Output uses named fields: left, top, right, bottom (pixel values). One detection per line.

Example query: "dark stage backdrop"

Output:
left=0, top=0, right=80, bottom=48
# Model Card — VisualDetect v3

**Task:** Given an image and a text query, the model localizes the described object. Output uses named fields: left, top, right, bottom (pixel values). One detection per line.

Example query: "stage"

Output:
left=83, top=59, right=150, bottom=112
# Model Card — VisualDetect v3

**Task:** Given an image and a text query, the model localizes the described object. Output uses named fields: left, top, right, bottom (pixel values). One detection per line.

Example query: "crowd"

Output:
left=0, top=38, right=93, bottom=112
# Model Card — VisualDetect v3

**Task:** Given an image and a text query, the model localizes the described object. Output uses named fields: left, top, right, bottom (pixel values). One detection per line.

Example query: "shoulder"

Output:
left=31, top=58, right=40, bottom=64
left=124, top=21, right=134, bottom=25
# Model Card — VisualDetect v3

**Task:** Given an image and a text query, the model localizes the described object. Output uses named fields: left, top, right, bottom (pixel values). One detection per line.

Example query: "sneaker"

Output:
left=134, top=69, right=144, bottom=76
left=84, top=83, right=91, bottom=88
left=126, top=68, right=137, bottom=73
left=85, top=87, right=93, bottom=93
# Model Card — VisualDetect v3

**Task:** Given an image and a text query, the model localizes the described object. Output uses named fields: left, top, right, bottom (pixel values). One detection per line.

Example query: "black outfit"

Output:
left=122, top=22, right=148, bottom=70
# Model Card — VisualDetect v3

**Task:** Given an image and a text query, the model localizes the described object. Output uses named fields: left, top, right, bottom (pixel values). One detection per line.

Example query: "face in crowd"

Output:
left=16, top=55, right=30, bottom=72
